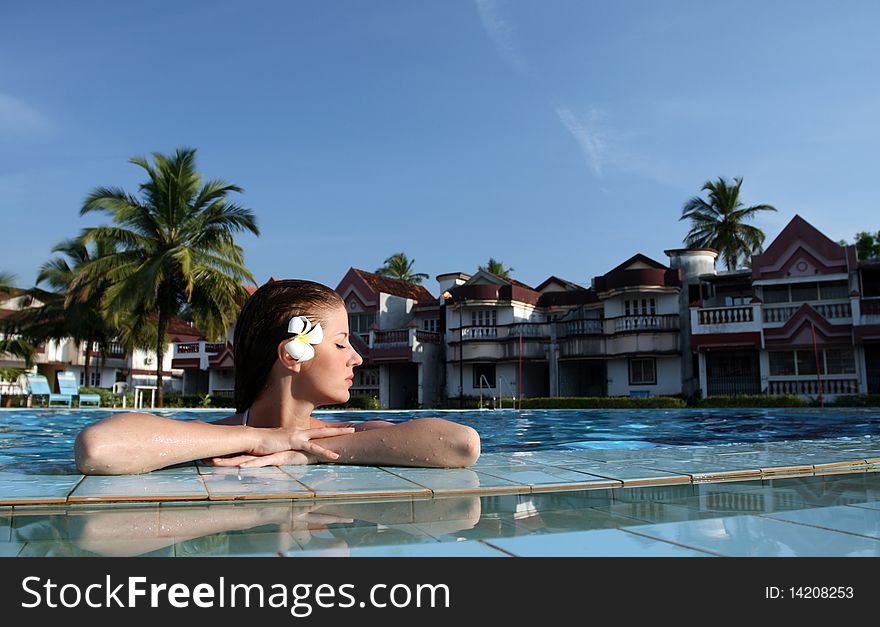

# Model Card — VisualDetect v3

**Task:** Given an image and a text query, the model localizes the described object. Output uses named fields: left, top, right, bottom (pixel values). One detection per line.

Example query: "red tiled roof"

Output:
left=480, top=270, right=533, bottom=291
left=352, top=268, right=435, bottom=303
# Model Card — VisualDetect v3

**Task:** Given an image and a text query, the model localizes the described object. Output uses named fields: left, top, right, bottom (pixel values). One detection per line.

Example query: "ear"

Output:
left=277, top=340, right=303, bottom=373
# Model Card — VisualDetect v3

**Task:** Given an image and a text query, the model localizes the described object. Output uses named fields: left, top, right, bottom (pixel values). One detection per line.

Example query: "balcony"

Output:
left=767, top=378, right=859, bottom=396
left=82, top=341, right=126, bottom=358
left=559, top=319, right=603, bottom=337
left=368, top=326, right=441, bottom=363
left=859, top=298, right=880, bottom=326
left=607, top=314, right=679, bottom=334
left=763, top=301, right=852, bottom=325
left=692, top=305, right=762, bottom=335
left=171, top=341, right=225, bottom=370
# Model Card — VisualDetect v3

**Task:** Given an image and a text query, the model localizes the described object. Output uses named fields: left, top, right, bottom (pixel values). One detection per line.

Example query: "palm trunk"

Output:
left=156, top=308, right=167, bottom=408
left=83, top=333, right=93, bottom=390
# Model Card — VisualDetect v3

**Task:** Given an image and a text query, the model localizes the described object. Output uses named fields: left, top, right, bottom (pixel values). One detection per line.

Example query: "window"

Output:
left=422, top=319, right=438, bottom=333
left=473, top=363, right=496, bottom=388
left=624, top=297, right=656, bottom=316
left=354, top=368, right=379, bottom=387
left=769, top=348, right=855, bottom=376
left=790, top=283, right=819, bottom=303
left=769, top=351, right=796, bottom=376
left=820, top=281, right=848, bottom=300
left=825, top=348, right=856, bottom=374
left=628, top=358, right=656, bottom=385
left=80, top=370, right=101, bottom=387
left=348, top=313, right=376, bottom=339
left=763, top=285, right=790, bottom=304
left=470, top=310, right=497, bottom=327
left=796, top=350, right=819, bottom=375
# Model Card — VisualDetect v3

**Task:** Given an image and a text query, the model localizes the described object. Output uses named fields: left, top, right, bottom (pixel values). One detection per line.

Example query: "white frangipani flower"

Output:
left=284, top=316, right=324, bottom=362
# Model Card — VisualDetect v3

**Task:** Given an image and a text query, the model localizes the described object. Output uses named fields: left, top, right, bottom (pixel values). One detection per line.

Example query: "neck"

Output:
left=246, top=374, right=314, bottom=429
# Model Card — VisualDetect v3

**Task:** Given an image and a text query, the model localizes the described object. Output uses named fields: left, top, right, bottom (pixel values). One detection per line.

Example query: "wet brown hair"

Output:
left=233, top=279, right=344, bottom=412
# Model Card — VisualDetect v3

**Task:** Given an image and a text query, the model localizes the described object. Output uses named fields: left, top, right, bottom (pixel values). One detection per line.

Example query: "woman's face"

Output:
left=296, top=303, right=363, bottom=405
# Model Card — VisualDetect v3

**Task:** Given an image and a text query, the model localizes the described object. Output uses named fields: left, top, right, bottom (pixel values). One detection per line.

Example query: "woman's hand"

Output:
left=247, top=426, right=354, bottom=461
left=207, top=449, right=317, bottom=468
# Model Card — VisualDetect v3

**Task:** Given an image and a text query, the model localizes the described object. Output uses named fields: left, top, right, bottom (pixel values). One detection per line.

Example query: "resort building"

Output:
left=0, top=287, right=186, bottom=397
left=335, top=268, right=443, bottom=408
left=690, top=215, right=864, bottom=400
left=8, top=213, right=880, bottom=406
left=441, top=256, right=689, bottom=405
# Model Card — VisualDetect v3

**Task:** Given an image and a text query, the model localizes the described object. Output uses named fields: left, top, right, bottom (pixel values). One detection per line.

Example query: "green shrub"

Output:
left=170, top=394, right=234, bottom=408
left=77, top=387, right=113, bottom=407
left=501, top=396, right=687, bottom=409
left=692, top=394, right=808, bottom=408
left=820, top=394, right=880, bottom=407
left=326, top=395, right=381, bottom=410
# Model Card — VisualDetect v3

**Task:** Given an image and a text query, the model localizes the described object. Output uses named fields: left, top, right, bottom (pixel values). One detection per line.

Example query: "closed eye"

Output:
left=336, top=344, right=346, bottom=349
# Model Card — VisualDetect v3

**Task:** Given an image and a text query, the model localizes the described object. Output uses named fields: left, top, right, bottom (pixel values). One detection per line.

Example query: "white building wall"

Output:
left=379, top=293, right=412, bottom=329
left=606, top=356, right=682, bottom=396
left=209, top=369, right=235, bottom=394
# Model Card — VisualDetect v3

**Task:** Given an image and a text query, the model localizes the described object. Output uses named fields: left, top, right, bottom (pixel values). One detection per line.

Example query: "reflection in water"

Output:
left=5, top=472, right=880, bottom=556
left=10, top=496, right=482, bottom=557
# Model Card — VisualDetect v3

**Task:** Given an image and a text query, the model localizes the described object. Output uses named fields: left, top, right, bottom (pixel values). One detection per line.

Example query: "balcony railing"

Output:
left=82, top=341, right=125, bottom=358
left=462, top=326, right=500, bottom=340
left=415, top=330, right=441, bottom=344
left=370, top=327, right=442, bottom=350
left=609, top=315, right=678, bottom=333
left=373, top=329, right=409, bottom=347
left=698, top=306, right=754, bottom=325
left=763, top=302, right=851, bottom=324
left=767, top=378, right=859, bottom=395
left=559, top=319, right=603, bottom=336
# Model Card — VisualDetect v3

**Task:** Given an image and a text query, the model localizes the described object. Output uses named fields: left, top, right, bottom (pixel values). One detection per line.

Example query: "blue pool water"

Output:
left=1, top=407, right=880, bottom=474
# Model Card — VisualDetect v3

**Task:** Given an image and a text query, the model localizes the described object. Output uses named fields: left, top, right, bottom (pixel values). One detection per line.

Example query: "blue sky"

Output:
left=2, top=0, right=878, bottom=294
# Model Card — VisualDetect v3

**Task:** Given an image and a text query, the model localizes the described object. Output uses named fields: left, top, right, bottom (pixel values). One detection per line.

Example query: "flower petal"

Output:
left=288, top=316, right=307, bottom=335
left=298, top=343, right=315, bottom=362
left=285, top=339, right=306, bottom=360
left=307, top=322, right=324, bottom=345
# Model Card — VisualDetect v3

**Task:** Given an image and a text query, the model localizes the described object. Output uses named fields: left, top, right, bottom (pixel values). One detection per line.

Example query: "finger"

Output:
left=210, top=455, right=256, bottom=466
left=303, top=427, right=355, bottom=439
left=239, top=452, right=287, bottom=468
left=302, top=441, right=341, bottom=461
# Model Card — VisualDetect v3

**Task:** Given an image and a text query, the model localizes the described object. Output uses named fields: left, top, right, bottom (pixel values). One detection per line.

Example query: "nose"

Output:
left=350, top=346, right=363, bottom=367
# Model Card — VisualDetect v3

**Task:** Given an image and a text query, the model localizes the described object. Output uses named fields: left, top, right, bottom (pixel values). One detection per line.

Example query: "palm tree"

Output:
left=479, top=258, right=515, bottom=279
left=24, top=237, right=119, bottom=387
left=0, top=272, right=36, bottom=366
left=375, top=252, right=429, bottom=285
left=77, top=147, right=259, bottom=406
left=680, top=176, right=776, bottom=271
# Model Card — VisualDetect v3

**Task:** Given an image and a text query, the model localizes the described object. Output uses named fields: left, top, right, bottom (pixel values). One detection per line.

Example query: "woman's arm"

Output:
left=309, top=416, right=396, bottom=431
left=74, top=412, right=353, bottom=475
left=212, top=417, right=480, bottom=469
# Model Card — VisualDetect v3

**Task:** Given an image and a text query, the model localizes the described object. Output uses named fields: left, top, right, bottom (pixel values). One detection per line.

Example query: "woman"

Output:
left=75, top=279, right=480, bottom=474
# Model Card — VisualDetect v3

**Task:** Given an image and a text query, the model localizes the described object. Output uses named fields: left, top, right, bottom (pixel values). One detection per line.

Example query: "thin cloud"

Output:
left=556, top=106, right=607, bottom=176
left=0, top=94, right=50, bottom=138
left=475, top=0, right=525, bottom=71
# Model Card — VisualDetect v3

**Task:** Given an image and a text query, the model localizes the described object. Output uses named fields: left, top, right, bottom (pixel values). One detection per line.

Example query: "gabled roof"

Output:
left=463, top=269, right=533, bottom=291
left=605, top=253, right=669, bottom=275
left=350, top=268, right=435, bottom=303
left=534, top=276, right=587, bottom=292
left=163, top=317, right=206, bottom=342
left=751, top=215, right=855, bottom=279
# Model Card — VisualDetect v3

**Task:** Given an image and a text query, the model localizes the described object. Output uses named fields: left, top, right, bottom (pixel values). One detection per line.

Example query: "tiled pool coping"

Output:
left=1, top=436, right=878, bottom=507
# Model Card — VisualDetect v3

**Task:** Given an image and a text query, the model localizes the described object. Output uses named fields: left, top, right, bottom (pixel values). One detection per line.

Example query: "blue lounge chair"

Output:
left=25, top=373, right=72, bottom=408
left=57, top=371, right=102, bottom=407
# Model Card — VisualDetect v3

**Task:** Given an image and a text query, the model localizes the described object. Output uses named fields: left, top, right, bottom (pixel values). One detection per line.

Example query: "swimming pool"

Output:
left=1, top=407, right=879, bottom=474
